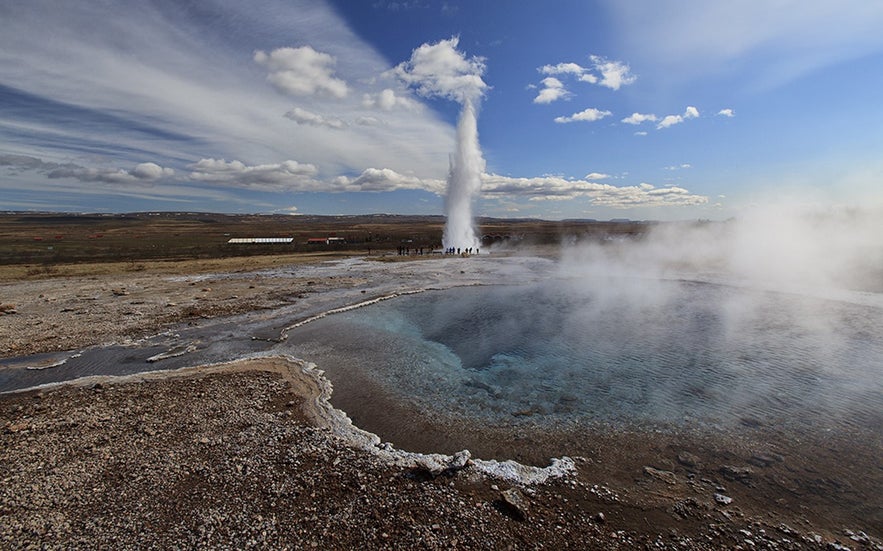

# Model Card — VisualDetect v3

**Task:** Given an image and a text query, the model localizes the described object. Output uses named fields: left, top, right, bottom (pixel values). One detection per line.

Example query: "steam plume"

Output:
left=443, top=98, right=484, bottom=250
left=394, top=37, right=487, bottom=250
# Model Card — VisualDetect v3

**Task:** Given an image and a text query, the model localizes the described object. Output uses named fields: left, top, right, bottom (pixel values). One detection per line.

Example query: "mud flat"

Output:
left=1, top=253, right=881, bottom=549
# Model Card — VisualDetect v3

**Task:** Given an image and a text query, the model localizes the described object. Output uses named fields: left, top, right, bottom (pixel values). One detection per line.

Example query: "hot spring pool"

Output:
left=287, top=277, right=883, bottom=437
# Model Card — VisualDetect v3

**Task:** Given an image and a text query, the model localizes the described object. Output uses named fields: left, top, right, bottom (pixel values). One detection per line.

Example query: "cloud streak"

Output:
left=481, top=174, right=708, bottom=208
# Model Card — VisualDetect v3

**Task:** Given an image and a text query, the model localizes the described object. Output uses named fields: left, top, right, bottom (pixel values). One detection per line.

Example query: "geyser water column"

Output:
left=392, top=37, right=488, bottom=251
left=443, top=98, right=484, bottom=251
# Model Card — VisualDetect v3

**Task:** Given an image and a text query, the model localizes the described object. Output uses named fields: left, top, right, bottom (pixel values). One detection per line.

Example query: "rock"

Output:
left=594, top=512, right=606, bottom=524
left=677, top=451, right=700, bottom=468
left=749, top=452, right=783, bottom=468
left=720, top=465, right=753, bottom=483
left=714, top=493, right=733, bottom=506
left=643, top=466, right=678, bottom=485
left=499, top=488, right=530, bottom=521
left=412, top=449, right=471, bottom=476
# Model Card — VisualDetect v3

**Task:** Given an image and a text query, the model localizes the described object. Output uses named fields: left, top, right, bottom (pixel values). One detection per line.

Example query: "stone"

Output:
left=714, top=493, right=733, bottom=506
left=749, top=452, right=782, bottom=467
left=720, top=465, right=753, bottom=482
left=677, top=451, right=700, bottom=468
left=643, top=466, right=678, bottom=485
left=499, top=488, right=530, bottom=521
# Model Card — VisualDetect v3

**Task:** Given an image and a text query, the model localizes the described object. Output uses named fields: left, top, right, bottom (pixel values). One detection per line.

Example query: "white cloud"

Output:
left=46, top=161, right=174, bottom=184
left=585, top=172, right=611, bottom=180
left=188, top=158, right=319, bottom=191
left=535, top=55, right=636, bottom=96
left=656, top=115, right=684, bottom=129
left=0, top=2, right=456, bottom=188
left=554, top=108, right=612, bottom=124
left=334, top=167, right=446, bottom=194
left=656, top=106, right=700, bottom=129
left=2, top=155, right=177, bottom=185
left=254, top=46, right=349, bottom=98
left=481, top=173, right=708, bottom=208
left=533, top=77, right=570, bottom=104
left=621, top=112, right=658, bottom=125
left=361, top=88, right=421, bottom=111
left=589, top=55, right=637, bottom=90
left=392, top=37, right=487, bottom=103
left=284, top=107, right=346, bottom=129
left=540, top=62, right=587, bottom=75
left=187, top=160, right=445, bottom=195
left=718, top=108, right=735, bottom=117
left=635, top=131, right=648, bottom=136
left=664, top=164, right=692, bottom=170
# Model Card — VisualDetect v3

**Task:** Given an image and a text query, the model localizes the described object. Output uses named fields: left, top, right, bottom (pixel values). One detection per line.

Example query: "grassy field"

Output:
left=0, top=211, right=652, bottom=271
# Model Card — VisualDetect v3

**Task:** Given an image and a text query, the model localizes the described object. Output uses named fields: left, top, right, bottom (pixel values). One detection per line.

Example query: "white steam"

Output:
left=560, top=205, right=883, bottom=296
left=394, top=38, right=488, bottom=250
left=443, top=99, right=485, bottom=250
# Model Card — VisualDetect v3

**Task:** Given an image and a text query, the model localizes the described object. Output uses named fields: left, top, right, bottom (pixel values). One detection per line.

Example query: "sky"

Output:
left=2, top=0, right=882, bottom=220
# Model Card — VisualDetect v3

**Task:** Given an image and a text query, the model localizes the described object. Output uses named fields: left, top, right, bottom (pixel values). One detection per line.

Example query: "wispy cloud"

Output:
left=284, top=108, right=347, bottom=129
left=361, top=89, right=421, bottom=111
left=602, top=0, right=883, bottom=90
left=481, top=174, right=708, bottom=208
left=0, top=1, right=455, bottom=196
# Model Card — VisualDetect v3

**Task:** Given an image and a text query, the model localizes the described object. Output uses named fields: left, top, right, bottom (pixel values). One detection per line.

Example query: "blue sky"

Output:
left=2, top=0, right=882, bottom=220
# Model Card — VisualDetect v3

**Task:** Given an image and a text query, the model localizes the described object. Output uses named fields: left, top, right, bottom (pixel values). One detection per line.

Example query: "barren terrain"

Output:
left=1, top=213, right=880, bottom=549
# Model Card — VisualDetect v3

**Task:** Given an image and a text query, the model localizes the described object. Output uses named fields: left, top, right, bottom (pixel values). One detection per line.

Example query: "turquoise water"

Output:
left=288, top=278, right=883, bottom=432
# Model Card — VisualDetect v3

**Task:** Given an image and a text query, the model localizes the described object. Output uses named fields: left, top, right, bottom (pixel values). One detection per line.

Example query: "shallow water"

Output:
left=287, top=277, right=883, bottom=435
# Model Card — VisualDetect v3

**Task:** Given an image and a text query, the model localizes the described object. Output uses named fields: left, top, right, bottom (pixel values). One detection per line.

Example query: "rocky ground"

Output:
left=1, top=254, right=881, bottom=549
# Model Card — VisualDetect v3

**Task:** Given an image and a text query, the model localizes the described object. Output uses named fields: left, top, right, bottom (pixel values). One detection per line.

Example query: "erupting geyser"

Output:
left=443, top=98, right=484, bottom=251
left=393, top=37, right=488, bottom=252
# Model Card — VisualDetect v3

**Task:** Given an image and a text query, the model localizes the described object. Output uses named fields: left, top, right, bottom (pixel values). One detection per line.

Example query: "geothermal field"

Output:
left=1, top=210, right=881, bottom=549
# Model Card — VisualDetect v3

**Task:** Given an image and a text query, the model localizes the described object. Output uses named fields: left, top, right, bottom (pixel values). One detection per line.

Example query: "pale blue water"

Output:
left=288, top=278, right=883, bottom=432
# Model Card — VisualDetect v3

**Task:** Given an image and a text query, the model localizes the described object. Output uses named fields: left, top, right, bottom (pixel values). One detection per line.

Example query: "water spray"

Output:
left=443, top=98, right=484, bottom=251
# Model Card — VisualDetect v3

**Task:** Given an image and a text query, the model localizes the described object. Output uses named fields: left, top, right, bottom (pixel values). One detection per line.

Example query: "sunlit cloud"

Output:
left=481, top=174, right=708, bottom=208
left=254, top=46, right=349, bottom=98
left=656, top=106, right=700, bottom=129
left=621, top=112, right=658, bottom=125
left=188, top=158, right=319, bottom=191
left=533, top=77, right=570, bottom=104
left=717, top=108, right=735, bottom=117
left=554, top=108, right=612, bottom=124
left=538, top=55, right=636, bottom=91
left=589, top=55, right=637, bottom=90
left=391, top=37, right=488, bottom=103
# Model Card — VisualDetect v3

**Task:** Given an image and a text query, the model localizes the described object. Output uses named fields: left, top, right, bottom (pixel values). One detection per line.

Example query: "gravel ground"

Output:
left=1, top=255, right=880, bottom=549
left=1, top=359, right=875, bottom=550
